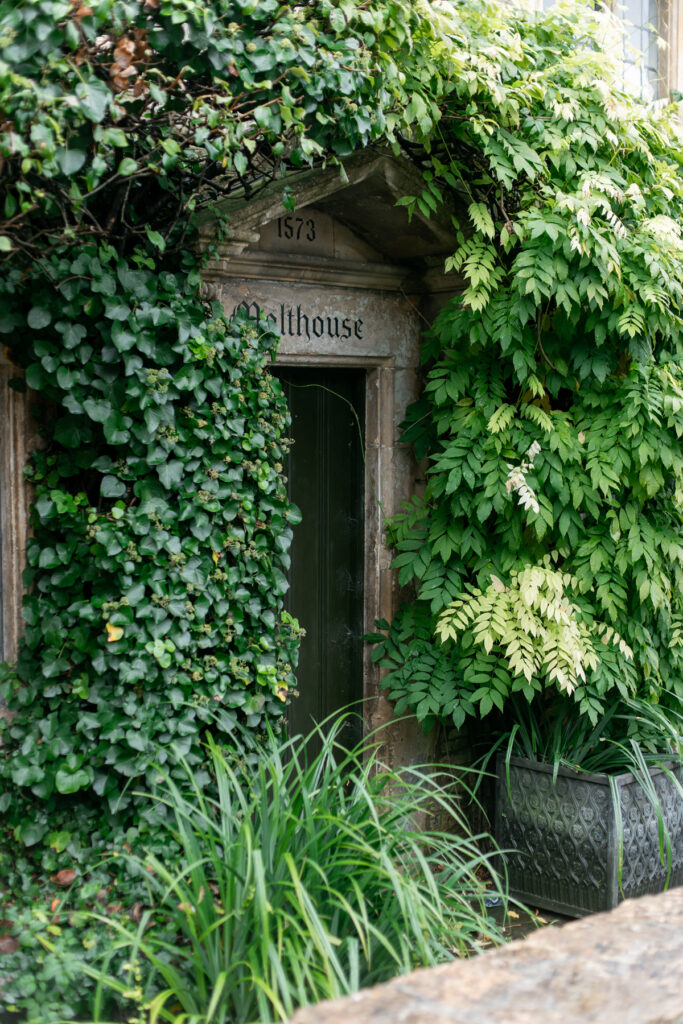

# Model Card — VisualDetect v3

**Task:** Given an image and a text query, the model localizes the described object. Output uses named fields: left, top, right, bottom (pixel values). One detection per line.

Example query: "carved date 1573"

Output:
left=277, top=215, right=316, bottom=242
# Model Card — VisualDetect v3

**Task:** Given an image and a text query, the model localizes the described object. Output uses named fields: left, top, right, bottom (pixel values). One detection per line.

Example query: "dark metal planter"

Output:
left=495, top=754, right=683, bottom=917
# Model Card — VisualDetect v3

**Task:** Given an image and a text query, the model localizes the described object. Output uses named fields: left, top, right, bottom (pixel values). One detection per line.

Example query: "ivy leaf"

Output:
left=57, top=322, right=87, bottom=349
left=158, top=460, right=184, bottom=489
left=54, top=417, right=93, bottom=447
left=104, top=299, right=131, bottom=321
left=16, top=820, right=48, bottom=847
left=28, top=307, right=52, bottom=330
left=105, top=622, right=124, bottom=643
left=126, top=583, right=146, bottom=606
left=101, top=475, right=126, bottom=498
left=116, top=265, right=150, bottom=293
left=11, top=763, right=44, bottom=786
left=329, top=7, right=345, bottom=31
left=55, top=768, right=92, bottom=794
left=117, top=157, right=138, bottom=176
left=55, top=148, right=87, bottom=175
left=97, top=126, right=128, bottom=146
left=38, top=547, right=61, bottom=569
left=111, top=323, right=137, bottom=351
left=135, top=478, right=170, bottom=515
left=25, top=363, right=44, bottom=389
left=75, top=79, right=111, bottom=122
left=145, top=227, right=166, bottom=251
left=103, top=412, right=130, bottom=444
left=83, top=398, right=110, bottom=423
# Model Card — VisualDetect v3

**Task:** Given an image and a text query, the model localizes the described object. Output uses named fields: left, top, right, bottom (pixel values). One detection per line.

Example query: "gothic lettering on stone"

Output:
left=233, top=300, right=364, bottom=342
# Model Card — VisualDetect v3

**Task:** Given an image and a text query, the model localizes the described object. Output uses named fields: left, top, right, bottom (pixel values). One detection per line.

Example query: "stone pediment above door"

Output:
left=199, top=150, right=461, bottom=296
left=213, top=205, right=404, bottom=293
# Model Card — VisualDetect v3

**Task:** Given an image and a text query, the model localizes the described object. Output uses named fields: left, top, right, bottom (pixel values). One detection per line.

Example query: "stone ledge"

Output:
left=290, top=889, right=683, bottom=1024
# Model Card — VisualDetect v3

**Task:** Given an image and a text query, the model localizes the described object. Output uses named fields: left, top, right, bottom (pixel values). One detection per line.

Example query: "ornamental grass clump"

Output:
left=496, top=694, right=683, bottom=780
left=84, top=718, right=505, bottom=1023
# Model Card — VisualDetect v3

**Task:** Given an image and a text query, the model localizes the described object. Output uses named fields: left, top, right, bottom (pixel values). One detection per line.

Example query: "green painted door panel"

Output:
left=274, top=367, right=365, bottom=753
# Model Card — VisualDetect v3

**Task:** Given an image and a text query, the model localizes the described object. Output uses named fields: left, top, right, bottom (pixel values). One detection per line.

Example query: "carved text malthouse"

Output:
left=233, top=301, right=364, bottom=342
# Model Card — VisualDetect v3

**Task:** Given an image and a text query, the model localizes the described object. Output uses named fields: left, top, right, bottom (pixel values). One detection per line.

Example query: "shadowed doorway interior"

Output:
left=274, top=367, right=365, bottom=755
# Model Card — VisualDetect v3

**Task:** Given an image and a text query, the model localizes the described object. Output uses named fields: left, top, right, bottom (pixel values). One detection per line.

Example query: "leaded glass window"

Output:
left=540, top=0, right=665, bottom=102
left=621, top=0, right=662, bottom=100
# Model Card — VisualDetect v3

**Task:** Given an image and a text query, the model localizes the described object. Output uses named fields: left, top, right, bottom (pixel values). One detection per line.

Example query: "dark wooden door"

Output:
left=274, top=368, right=365, bottom=754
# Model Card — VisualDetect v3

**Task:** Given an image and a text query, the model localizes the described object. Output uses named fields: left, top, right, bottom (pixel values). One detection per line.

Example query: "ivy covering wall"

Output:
left=3, top=0, right=683, bottom=1013
left=0, top=3, right=446, bottom=1013
left=0, top=0, right=443, bottom=831
left=3, top=0, right=683, bottom=821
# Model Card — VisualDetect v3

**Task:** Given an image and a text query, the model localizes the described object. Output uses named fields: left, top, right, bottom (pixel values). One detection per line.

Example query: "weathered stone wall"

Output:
left=0, top=352, right=37, bottom=668
left=291, top=889, right=683, bottom=1024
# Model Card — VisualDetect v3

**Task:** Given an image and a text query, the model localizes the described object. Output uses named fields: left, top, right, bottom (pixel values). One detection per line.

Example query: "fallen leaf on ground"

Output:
left=0, top=934, right=18, bottom=954
left=51, top=868, right=76, bottom=886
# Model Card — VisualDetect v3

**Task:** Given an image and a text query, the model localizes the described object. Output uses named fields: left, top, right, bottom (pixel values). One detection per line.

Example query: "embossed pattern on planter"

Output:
left=619, top=768, right=683, bottom=898
left=495, top=756, right=683, bottom=916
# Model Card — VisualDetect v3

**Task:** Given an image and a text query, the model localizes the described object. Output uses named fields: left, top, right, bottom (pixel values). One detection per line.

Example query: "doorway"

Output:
left=274, top=367, right=366, bottom=753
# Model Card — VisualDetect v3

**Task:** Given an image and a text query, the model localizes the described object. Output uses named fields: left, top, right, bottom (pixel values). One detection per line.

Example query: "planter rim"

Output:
left=496, top=752, right=679, bottom=788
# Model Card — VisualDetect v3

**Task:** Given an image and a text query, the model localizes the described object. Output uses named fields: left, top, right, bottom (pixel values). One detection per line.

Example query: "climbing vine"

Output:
left=2, top=0, right=683, bottom=841
left=4, top=0, right=683, bottom=1014
left=371, top=1, right=683, bottom=736
left=2, top=273, right=301, bottom=821
left=0, top=0, right=444, bottom=820
left=0, top=3, right=446, bottom=1014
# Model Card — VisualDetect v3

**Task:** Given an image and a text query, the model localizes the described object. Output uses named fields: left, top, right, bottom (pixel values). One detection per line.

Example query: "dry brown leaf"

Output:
left=51, top=868, right=76, bottom=886
left=114, top=36, right=136, bottom=60
left=109, top=30, right=149, bottom=92
left=0, top=934, right=18, bottom=955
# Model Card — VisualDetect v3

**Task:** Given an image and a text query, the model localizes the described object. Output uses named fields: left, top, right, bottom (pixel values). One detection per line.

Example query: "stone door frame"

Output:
left=272, top=350, right=396, bottom=717
left=202, top=150, right=461, bottom=763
